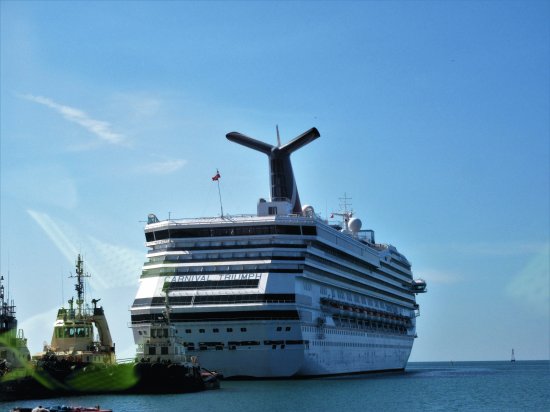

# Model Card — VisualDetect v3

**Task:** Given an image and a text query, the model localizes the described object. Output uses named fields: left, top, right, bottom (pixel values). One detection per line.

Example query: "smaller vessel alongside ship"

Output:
left=0, top=274, right=31, bottom=378
left=128, top=281, right=216, bottom=392
left=32, top=254, right=116, bottom=371
left=1, top=255, right=217, bottom=401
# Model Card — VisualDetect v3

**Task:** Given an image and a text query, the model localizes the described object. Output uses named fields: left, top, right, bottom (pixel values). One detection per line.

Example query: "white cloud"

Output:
left=27, top=209, right=81, bottom=266
left=506, top=245, right=550, bottom=315
left=111, top=92, right=162, bottom=118
left=86, top=236, right=144, bottom=289
left=21, top=94, right=126, bottom=145
left=417, top=241, right=549, bottom=257
left=4, top=165, right=78, bottom=209
left=415, top=268, right=463, bottom=284
left=451, top=241, right=548, bottom=257
left=137, top=158, right=187, bottom=175
left=19, top=307, right=59, bottom=354
left=27, top=210, right=143, bottom=290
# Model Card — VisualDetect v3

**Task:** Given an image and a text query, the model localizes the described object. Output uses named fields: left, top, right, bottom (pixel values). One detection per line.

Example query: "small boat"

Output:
left=11, top=406, right=112, bottom=412
left=0, top=275, right=31, bottom=372
left=129, top=289, right=206, bottom=394
left=0, top=274, right=32, bottom=398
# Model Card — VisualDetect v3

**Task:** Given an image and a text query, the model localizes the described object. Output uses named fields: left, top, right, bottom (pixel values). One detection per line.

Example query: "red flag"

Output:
left=212, top=170, right=221, bottom=181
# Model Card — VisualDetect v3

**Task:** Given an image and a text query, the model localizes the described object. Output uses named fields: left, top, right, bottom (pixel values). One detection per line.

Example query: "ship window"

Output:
left=213, top=328, right=219, bottom=333
left=240, top=327, right=247, bottom=332
left=226, top=328, right=233, bottom=332
left=151, top=224, right=305, bottom=240
left=161, top=347, right=168, bottom=355
left=185, top=329, right=192, bottom=333
left=148, top=346, right=156, bottom=355
left=199, top=329, right=205, bottom=333
left=285, top=327, right=291, bottom=331
left=276, top=327, right=282, bottom=332
left=302, top=226, right=317, bottom=236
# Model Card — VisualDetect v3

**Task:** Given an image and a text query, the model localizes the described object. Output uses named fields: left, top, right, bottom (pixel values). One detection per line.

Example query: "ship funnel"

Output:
left=226, top=127, right=320, bottom=214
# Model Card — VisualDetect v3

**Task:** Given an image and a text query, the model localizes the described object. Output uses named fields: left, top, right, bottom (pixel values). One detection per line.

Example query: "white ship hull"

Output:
left=180, top=323, right=413, bottom=377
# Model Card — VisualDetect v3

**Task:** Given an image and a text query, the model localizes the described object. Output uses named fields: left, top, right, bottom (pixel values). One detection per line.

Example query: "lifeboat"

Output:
left=411, top=279, right=427, bottom=293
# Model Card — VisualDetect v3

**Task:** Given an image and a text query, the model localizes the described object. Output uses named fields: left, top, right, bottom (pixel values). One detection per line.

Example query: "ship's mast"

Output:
left=70, top=254, right=90, bottom=318
left=162, top=282, right=172, bottom=325
left=0, top=275, right=17, bottom=333
left=332, top=193, right=354, bottom=232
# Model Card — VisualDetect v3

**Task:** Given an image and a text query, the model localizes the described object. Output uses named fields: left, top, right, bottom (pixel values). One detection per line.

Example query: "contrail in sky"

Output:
left=21, top=94, right=125, bottom=145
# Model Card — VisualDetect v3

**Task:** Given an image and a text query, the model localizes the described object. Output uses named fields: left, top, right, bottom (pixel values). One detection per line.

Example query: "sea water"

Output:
left=2, top=361, right=549, bottom=412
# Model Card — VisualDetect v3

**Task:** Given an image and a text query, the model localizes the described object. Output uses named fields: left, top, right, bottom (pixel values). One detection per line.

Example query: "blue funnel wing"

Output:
left=279, top=128, right=320, bottom=154
left=226, top=132, right=273, bottom=155
left=226, top=127, right=320, bottom=214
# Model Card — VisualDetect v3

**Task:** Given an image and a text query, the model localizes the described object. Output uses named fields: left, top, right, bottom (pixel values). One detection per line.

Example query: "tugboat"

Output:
left=29, top=254, right=118, bottom=394
left=2, top=254, right=216, bottom=400
left=130, top=283, right=216, bottom=392
left=0, top=274, right=31, bottom=379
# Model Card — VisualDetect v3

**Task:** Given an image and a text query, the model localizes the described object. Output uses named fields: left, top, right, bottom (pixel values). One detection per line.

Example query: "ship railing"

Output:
left=181, top=289, right=296, bottom=305
left=130, top=312, right=300, bottom=324
left=149, top=211, right=320, bottom=226
left=116, top=357, right=136, bottom=364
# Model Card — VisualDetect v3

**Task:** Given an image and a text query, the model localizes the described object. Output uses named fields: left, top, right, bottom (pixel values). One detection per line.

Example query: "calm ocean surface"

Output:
left=2, top=361, right=548, bottom=412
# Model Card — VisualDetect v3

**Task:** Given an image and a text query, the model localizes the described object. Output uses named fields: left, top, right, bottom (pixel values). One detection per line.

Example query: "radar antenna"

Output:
left=69, top=254, right=90, bottom=317
left=331, top=193, right=354, bottom=232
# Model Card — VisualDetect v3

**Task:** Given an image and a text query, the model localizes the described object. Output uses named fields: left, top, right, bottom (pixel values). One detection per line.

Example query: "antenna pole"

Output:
left=70, top=254, right=90, bottom=318
left=162, top=281, right=171, bottom=325
left=217, top=179, right=224, bottom=217
left=212, top=169, right=224, bottom=217
left=61, top=265, right=64, bottom=307
left=276, top=125, right=281, bottom=147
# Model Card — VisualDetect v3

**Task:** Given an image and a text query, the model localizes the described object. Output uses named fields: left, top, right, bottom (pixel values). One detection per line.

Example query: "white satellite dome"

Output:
left=302, top=204, right=315, bottom=217
left=348, top=217, right=362, bottom=233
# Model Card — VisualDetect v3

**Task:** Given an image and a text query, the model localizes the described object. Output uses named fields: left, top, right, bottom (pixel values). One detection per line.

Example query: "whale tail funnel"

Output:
left=226, top=127, right=320, bottom=214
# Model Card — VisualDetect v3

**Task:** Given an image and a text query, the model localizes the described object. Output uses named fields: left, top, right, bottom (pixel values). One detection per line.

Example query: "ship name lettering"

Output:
left=219, top=273, right=261, bottom=281
left=170, top=275, right=209, bottom=282
left=168, top=273, right=261, bottom=283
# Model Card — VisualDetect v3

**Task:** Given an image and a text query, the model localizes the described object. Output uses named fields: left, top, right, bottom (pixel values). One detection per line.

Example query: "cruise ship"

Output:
left=130, top=127, right=427, bottom=378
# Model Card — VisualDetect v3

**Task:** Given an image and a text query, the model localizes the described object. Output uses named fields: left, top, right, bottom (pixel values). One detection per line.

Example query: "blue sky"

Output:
left=1, top=1, right=548, bottom=362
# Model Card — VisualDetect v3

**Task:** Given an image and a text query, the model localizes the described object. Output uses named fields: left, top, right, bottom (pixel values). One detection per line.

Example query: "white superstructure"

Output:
left=130, top=128, right=426, bottom=378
